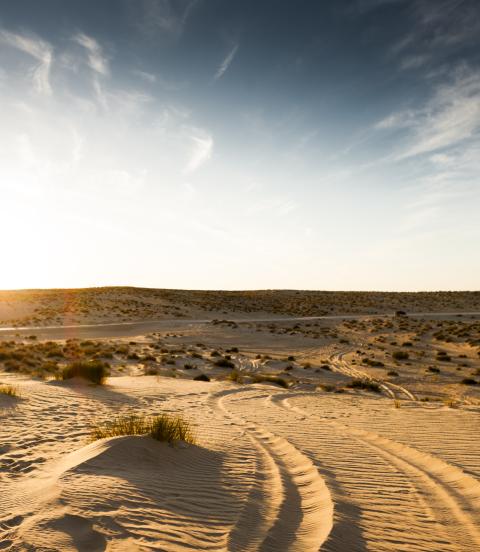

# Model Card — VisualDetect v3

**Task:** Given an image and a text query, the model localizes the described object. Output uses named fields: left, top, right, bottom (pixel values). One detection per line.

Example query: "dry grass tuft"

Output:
left=0, top=384, right=19, bottom=397
left=90, top=413, right=195, bottom=444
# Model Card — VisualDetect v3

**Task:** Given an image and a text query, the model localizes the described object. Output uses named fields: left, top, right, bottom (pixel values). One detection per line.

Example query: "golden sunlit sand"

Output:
left=1, top=288, right=479, bottom=550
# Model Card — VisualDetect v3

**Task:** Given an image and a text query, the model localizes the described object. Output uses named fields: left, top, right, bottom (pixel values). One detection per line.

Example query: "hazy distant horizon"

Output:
left=1, top=285, right=479, bottom=294
left=1, top=0, right=479, bottom=291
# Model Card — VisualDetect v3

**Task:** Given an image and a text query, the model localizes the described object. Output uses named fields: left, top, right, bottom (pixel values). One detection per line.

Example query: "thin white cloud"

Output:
left=73, top=32, right=109, bottom=75
left=133, top=69, right=157, bottom=83
left=184, top=131, right=213, bottom=173
left=140, top=0, right=198, bottom=37
left=375, top=69, right=480, bottom=159
left=214, top=43, right=239, bottom=80
left=400, top=54, right=430, bottom=70
left=0, top=30, right=53, bottom=94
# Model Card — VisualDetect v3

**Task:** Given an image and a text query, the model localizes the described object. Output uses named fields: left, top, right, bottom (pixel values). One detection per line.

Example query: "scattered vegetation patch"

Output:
left=461, top=378, right=477, bottom=385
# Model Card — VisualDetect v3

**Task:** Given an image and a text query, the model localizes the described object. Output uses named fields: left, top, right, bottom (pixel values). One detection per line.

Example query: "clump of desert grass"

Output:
left=0, top=383, right=19, bottom=398
left=251, top=374, right=289, bottom=389
left=346, top=378, right=381, bottom=393
left=59, top=360, right=109, bottom=385
left=90, top=413, right=195, bottom=444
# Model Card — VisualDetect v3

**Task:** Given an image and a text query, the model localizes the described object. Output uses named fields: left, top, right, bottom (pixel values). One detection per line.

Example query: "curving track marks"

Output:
left=273, top=391, right=480, bottom=551
left=330, top=351, right=416, bottom=400
left=211, top=389, right=333, bottom=552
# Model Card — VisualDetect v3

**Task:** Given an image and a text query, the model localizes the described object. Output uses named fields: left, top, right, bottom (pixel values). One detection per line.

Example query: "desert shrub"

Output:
left=60, top=360, right=108, bottom=384
left=228, top=370, right=242, bottom=383
left=91, top=413, right=195, bottom=444
left=392, top=351, right=409, bottom=361
left=287, top=355, right=295, bottom=361
left=320, top=364, right=331, bottom=371
left=387, top=370, right=399, bottom=376
left=0, top=384, right=18, bottom=397
left=193, top=373, right=210, bottom=382
left=319, top=384, right=335, bottom=392
left=214, top=358, right=234, bottom=368
left=427, top=366, right=440, bottom=373
left=461, top=378, right=477, bottom=385
left=183, top=363, right=194, bottom=370
left=252, top=375, right=289, bottom=388
left=363, top=358, right=385, bottom=367
left=346, top=379, right=381, bottom=393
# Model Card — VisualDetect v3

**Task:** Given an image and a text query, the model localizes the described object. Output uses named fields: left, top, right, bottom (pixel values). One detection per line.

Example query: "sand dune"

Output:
left=1, top=372, right=479, bottom=551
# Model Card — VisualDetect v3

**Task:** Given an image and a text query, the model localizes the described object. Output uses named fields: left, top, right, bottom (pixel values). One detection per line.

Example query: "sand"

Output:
left=1, top=372, right=479, bottom=551
left=1, top=291, right=479, bottom=550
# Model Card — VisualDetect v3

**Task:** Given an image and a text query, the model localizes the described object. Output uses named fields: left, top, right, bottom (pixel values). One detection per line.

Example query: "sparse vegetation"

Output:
left=392, top=351, right=409, bottom=361
left=60, top=360, right=108, bottom=384
left=346, top=379, right=381, bottom=393
left=90, top=413, right=195, bottom=444
left=193, top=373, right=210, bottom=382
left=0, top=384, right=19, bottom=397
left=251, top=374, right=289, bottom=388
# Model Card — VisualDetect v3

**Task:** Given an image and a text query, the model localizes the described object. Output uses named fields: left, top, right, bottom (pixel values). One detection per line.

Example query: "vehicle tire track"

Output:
left=210, top=388, right=333, bottom=552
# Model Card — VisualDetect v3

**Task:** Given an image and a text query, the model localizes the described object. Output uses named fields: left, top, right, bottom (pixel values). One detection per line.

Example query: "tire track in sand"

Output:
left=210, top=388, right=333, bottom=552
left=272, top=391, right=480, bottom=551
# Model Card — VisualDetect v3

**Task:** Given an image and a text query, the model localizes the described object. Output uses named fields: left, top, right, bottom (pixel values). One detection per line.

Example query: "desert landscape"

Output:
left=2, top=0, right=480, bottom=549
left=1, top=288, right=479, bottom=551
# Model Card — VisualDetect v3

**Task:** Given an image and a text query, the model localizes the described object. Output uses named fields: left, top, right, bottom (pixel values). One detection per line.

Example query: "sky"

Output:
left=0, top=0, right=479, bottom=291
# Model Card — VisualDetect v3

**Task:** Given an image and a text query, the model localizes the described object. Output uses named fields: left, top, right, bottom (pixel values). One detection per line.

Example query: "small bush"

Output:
left=214, top=358, right=234, bottom=368
left=387, top=370, right=399, bottom=376
left=90, top=413, right=195, bottom=444
left=60, top=360, right=108, bottom=384
left=252, top=375, right=289, bottom=388
left=461, top=378, right=477, bottom=385
left=346, top=379, right=381, bottom=393
left=392, top=351, right=409, bottom=361
left=427, top=366, right=440, bottom=373
left=193, top=373, right=210, bottom=382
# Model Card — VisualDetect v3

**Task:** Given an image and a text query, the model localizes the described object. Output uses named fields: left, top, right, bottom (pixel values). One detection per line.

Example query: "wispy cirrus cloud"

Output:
left=73, top=32, right=109, bottom=75
left=375, top=68, right=480, bottom=159
left=137, top=0, right=198, bottom=37
left=184, top=130, right=213, bottom=173
left=0, top=30, right=53, bottom=94
left=214, top=43, right=239, bottom=80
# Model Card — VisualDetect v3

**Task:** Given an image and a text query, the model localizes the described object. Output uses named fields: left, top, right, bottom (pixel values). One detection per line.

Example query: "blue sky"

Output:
left=0, top=0, right=479, bottom=290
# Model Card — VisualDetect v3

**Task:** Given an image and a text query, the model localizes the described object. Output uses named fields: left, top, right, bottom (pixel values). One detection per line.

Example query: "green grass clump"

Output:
left=346, top=379, right=381, bottom=393
left=90, top=413, right=195, bottom=444
left=0, top=384, right=19, bottom=397
left=60, top=360, right=108, bottom=384
left=252, top=374, right=289, bottom=388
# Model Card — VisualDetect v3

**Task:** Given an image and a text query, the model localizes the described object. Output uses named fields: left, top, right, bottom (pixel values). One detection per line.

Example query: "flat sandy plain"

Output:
left=1, top=288, right=479, bottom=551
